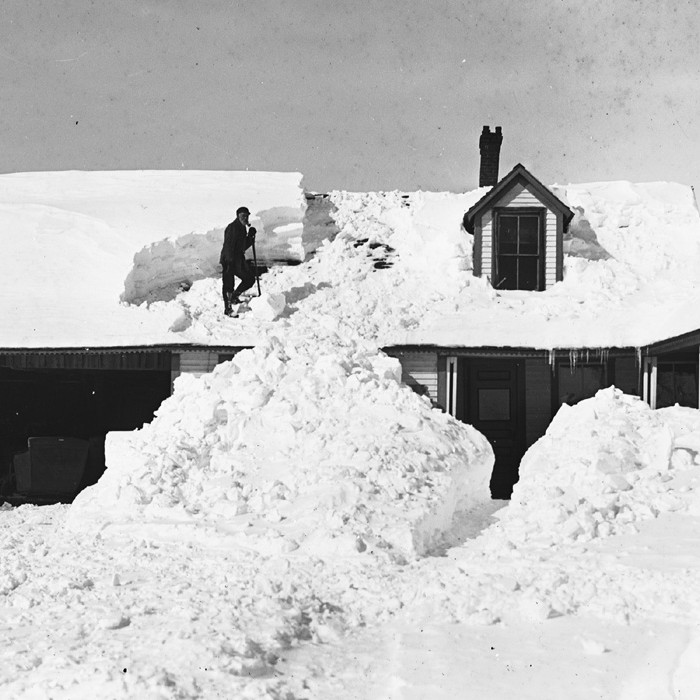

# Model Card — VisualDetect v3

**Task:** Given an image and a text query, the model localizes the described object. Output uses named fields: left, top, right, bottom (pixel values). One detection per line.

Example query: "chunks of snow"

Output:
left=248, top=292, right=286, bottom=321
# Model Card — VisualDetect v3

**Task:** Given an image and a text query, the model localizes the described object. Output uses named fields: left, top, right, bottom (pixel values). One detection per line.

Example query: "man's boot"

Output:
left=224, top=293, right=234, bottom=316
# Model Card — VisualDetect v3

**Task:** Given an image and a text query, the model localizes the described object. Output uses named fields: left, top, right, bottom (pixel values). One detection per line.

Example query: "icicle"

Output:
left=636, top=346, right=642, bottom=367
left=569, top=348, right=577, bottom=370
left=548, top=348, right=556, bottom=367
left=600, top=347, right=609, bottom=365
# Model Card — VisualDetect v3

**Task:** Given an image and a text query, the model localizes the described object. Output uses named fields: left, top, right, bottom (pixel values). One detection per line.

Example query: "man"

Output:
left=220, top=206, right=257, bottom=316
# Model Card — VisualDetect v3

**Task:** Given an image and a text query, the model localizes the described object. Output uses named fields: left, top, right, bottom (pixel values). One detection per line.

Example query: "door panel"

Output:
left=460, top=359, right=525, bottom=499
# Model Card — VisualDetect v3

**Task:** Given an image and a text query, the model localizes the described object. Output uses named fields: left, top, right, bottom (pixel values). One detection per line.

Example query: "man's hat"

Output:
left=236, top=206, right=250, bottom=215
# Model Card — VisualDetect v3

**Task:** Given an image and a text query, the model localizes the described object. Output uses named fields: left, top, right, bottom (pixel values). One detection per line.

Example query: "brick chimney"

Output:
left=479, top=125, right=503, bottom=188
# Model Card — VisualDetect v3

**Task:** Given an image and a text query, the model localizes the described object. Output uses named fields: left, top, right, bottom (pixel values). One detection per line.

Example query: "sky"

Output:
left=1, top=0, right=699, bottom=193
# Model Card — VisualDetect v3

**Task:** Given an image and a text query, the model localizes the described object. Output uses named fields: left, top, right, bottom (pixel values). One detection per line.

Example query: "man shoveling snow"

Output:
left=220, top=206, right=259, bottom=316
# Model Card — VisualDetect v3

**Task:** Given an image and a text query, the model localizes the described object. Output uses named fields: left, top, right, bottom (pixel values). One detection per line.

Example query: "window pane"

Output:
left=518, top=257, right=539, bottom=290
left=478, top=388, right=511, bottom=420
left=518, top=216, right=540, bottom=254
left=499, top=216, right=518, bottom=254
left=476, top=370, right=511, bottom=381
left=496, top=257, right=517, bottom=289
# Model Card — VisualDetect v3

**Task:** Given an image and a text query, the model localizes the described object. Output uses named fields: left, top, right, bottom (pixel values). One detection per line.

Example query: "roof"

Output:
left=2, top=172, right=700, bottom=355
left=464, top=163, right=575, bottom=234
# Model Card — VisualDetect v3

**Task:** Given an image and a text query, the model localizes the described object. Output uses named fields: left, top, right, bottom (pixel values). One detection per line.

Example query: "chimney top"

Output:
left=478, top=125, right=503, bottom=188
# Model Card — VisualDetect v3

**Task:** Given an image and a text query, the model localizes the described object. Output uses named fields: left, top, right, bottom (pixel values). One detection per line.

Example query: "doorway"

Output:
left=458, top=358, right=525, bottom=499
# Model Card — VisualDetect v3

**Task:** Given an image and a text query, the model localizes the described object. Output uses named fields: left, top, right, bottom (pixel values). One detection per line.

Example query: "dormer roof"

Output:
left=464, top=163, right=574, bottom=234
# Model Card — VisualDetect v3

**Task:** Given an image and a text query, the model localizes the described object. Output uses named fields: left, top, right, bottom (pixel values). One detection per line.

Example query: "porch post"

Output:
left=642, top=357, right=649, bottom=404
left=446, top=356, right=458, bottom=416
left=650, top=357, right=658, bottom=409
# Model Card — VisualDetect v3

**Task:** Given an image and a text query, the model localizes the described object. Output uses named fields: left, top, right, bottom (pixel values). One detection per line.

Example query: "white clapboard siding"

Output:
left=176, top=350, right=220, bottom=378
left=480, top=182, right=558, bottom=288
left=390, top=351, right=439, bottom=403
left=481, top=210, right=493, bottom=279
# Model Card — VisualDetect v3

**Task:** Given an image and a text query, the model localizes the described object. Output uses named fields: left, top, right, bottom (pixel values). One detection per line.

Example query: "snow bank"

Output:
left=67, top=335, right=493, bottom=560
left=120, top=195, right=339, bottom=306
left=483, top=387, right=700, bottom=550
left=121, top=227, right=224, bottom=304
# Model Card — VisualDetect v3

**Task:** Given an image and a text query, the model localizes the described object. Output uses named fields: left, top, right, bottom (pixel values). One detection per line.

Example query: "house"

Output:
left=1, top=152, right=698, bottom=503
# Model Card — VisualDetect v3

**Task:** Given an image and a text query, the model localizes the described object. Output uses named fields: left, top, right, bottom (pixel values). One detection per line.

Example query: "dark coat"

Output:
left=220, top=218, right=254, bottom=265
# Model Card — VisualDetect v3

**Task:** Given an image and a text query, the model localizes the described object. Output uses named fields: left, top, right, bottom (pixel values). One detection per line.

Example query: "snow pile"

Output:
left=483, top=387, right=700, bottom=550
left=67, top=335, right=493, bottom=560
left=328, top=189, right=482, bottom=290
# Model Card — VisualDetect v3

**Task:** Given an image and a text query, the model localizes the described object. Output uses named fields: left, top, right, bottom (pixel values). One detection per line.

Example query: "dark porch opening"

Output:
left=656, top=353, right=698, bottom=409
left=0, top=365, right=171, bottom=503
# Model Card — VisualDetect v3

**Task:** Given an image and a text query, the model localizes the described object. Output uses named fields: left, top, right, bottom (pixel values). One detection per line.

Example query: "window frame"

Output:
left=492, top=207, right=547, bottom=291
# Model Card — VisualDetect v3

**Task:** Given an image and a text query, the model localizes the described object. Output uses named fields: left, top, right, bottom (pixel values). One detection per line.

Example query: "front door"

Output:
left=459, top=359, right=525, bottom=499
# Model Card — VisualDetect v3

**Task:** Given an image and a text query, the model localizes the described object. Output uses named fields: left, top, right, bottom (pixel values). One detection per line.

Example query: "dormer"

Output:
left=464, top=162, right=574, bottom=291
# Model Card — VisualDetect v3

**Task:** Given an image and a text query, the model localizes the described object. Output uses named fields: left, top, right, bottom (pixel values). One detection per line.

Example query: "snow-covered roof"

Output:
left=0, top=170, right=305, bottom=348
left=2, top=171, right=700, bottom=352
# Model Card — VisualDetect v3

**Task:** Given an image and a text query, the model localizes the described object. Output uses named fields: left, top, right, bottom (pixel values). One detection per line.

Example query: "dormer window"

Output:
left=464, top=164, right=573, bottom=292
left=494, top=208, right=546, bottom=290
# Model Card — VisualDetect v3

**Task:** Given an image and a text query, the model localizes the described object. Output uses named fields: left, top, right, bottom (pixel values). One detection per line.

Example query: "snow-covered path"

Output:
left=281, top=509, right=700, bottom=700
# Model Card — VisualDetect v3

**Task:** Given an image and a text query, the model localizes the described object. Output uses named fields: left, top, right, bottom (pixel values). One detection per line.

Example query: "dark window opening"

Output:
left=556, top=362, right=608, bottom=408
left=494, top=210, right=545, bottom=291
left=657, top=362, right=698, bottom=409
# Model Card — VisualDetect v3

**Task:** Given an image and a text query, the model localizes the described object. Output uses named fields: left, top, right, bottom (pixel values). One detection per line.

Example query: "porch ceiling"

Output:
left=645, top=329, right=700, bottom=356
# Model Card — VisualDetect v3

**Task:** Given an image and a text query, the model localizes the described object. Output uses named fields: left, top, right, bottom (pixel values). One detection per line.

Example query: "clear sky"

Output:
left=1, top=0, right=698, bottom=193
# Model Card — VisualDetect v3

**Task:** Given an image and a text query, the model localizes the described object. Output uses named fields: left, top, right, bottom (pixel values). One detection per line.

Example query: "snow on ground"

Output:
left=3, top=172, right=700, bottom=698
